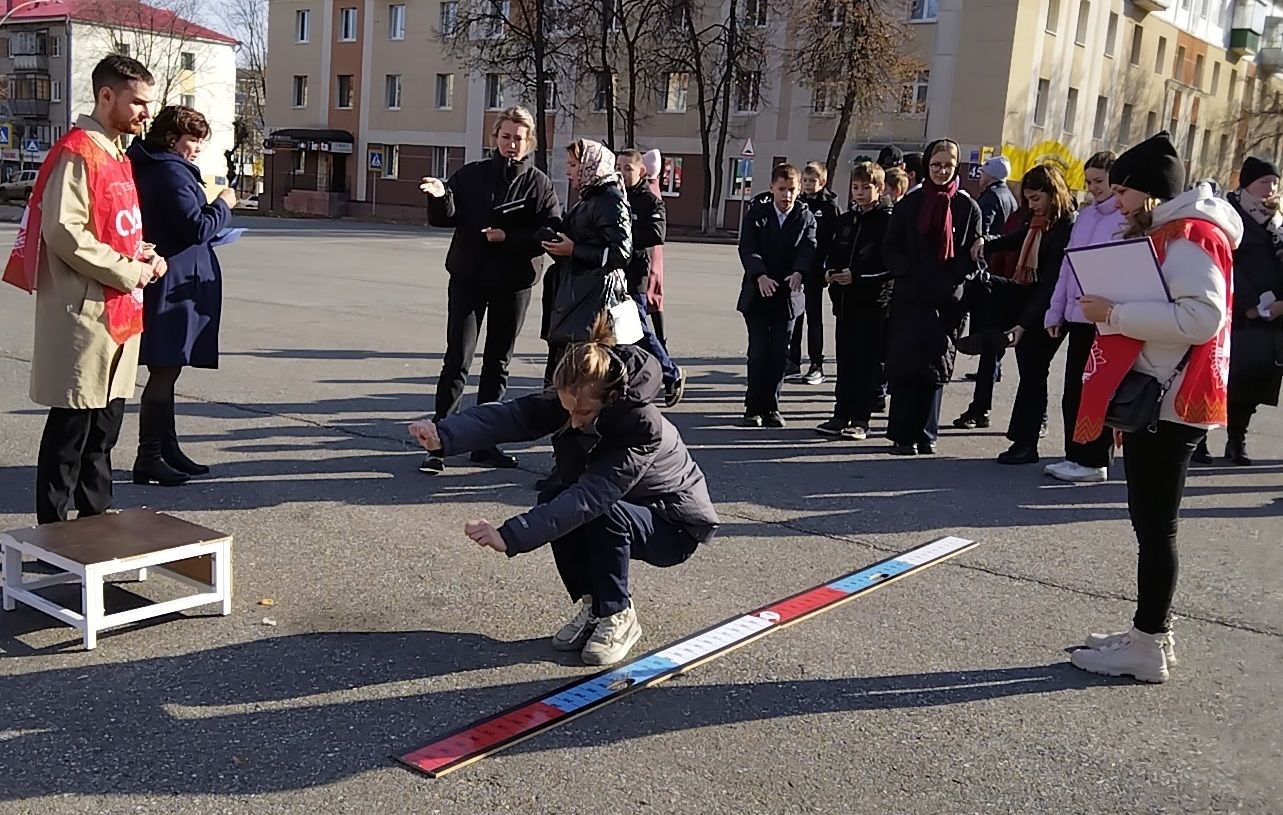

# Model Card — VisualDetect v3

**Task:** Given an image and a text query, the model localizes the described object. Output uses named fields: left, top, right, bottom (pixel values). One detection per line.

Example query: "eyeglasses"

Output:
left=929, top=162, right=957, bottom=172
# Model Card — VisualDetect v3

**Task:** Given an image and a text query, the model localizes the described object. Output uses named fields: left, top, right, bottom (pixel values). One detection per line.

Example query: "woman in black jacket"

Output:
left=419, top=106, right=561, bottom=474
left=408, top=319, right=719, bottom=668
left=1202, top=158, right=1283, bottom=465
left=973, top=164, right=1077, bottom=465
left=882, top=139, right=982, bottom=455
left=541, top=139, right=633, bottom=383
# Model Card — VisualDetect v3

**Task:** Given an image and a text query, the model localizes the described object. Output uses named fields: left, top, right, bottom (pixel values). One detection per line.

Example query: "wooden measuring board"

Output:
left=397, top=535, right=976, bottom=778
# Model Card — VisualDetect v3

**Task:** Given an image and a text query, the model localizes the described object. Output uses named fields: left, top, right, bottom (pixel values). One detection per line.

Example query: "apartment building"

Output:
left=0, top=0, right=239, bottom=183
left=263, top=0, right=1283, bottom=227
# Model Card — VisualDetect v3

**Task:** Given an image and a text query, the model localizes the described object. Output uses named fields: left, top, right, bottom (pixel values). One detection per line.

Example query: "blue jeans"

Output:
left=631, top=293, right=680, bottom=384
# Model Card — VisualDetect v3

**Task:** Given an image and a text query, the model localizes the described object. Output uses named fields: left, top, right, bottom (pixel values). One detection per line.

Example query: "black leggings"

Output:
left=141, top=365, right=182, bottom=405
left=1121, top=421, right=1206, bottom=634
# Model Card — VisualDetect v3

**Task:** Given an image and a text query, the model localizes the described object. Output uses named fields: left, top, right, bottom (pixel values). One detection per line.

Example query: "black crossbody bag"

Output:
left=1105, top=349, right=1192, bottom=434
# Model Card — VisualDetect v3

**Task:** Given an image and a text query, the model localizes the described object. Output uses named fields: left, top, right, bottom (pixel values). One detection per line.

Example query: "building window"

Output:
left=440, top=0, right=458, bottom=35
left=1065, top=86, right=1079, bottom=133
left=811, top=82, right=837, bottom=114
left=50, top=36, right=61, bottom=57
left=1145, top=110, right=1157, bottom=137
left=1119, top=103, right=1134, bottom=143
left=1074, top=1, right=1089, bottom=45
left=1211, top=62, right=1221, bottom=95
left=1093, top=95, right=1107, bottom=139
left=1155, top=36, right=1167, bottom=74
left=900, top=70, right=929, bottom=115
left=292, top=75, right=308, bottom=107
left=179, top=51, right=195, bottom=71
left=484, top=73, right=503, bottom=109
left=436, top=73, right=454, bottom=109
left=180, top=93, right=195, bottom=108
left=1194, top=55, right=1204, bottom=89
left=1229, top=71, right=1238, bottom=107
left=53, top=124, right=62, bottom=140
left=660, top=156, right=683, bottom=195
left=476, top=0, right=508, bottom=38
left=385, top=74, right=402, bottom=109
left=1200, top=129, right=1211, bottom=166
left=744, top=0, right=766, bottom=27
left=390, top=4, right=407, bottom=39
left=734, top=70, right=761, bottom=112
left=383, top=144, right=400, bottom=179
left=339, top=7, right=358, bottom=41
left=909, top=0, right=938, bottom=22
left=336, top=74, right=354, bottom=108
left=592, top=71, right=614, bottom=112
left=1174, top=45, right=1185, bottom=80
left=542, top=78, right=558, bottom=108
left=1104, top=12, right=1117, bottom=57
left=429, top=146, right=448, bottom=177
left=114, top=41, right=130, bottom=56
left=292, top=150, right=306, bottom=174
left=51, top=80, right=61, bottom=102
left=1129, top=24, right=1142, bottom=65
left=666, top=1, right=691, bottom=29
left=661, top=72, right=689, bottom=112
left=1034, top=78, right=1050, bottom=126
left=1219, top=134, right=1230, bottom=168
left=729, top=157, right=752, bottom=198
left=1046, top=0, right=1060, bottom=33
left=1183, top=125, right=1196, bottom=160
left=296, top=9, right=311, bottom=42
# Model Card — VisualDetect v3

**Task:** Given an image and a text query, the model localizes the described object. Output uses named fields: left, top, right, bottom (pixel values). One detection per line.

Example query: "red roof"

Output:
left=5, top=0, right=239, bottom=46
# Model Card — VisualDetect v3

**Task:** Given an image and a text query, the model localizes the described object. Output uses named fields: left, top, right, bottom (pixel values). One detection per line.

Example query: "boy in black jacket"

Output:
left=816, top=161, right=893, bottom=440
left=789, top=162, right=841, bottom=384
left=737, top=164, right=818, bottom=428
left=617, top=149, right=685, bottom=407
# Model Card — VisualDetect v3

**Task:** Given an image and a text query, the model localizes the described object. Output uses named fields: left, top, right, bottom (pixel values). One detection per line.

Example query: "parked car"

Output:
left=0, top=169, right=38, bottom=203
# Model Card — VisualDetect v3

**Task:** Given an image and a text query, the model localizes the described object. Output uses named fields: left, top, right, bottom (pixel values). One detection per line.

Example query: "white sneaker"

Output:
left=1070, top=627, right=1170, bottom=683
left=1085, top=627, right=1178, bottom=667
left=551, top=596, right=597, bottom=652
left=580, top=603, right=642, bottom=666
left=1048, top=461, right=1108, bottom=483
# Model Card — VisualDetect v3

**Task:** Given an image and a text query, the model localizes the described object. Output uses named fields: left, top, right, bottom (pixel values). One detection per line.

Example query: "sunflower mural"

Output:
left=1001, top=139, right=1087, bottom=190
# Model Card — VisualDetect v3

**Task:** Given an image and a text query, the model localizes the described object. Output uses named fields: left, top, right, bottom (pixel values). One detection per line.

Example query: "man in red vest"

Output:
left=14, top=56, right=167, bottom=523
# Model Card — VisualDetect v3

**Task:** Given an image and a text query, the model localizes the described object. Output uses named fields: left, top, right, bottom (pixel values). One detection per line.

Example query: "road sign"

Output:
left=0, top=125, right=9, bottom=145
left=368, top=148, right=384, bottom=171
left=741, top=138, right=754, bottom=158
left=23, top=138, right=39, bottom=154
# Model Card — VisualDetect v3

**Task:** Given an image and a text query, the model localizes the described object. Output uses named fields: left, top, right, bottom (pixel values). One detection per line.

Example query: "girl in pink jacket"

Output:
left=1043, top=151, right=1126, bottom=483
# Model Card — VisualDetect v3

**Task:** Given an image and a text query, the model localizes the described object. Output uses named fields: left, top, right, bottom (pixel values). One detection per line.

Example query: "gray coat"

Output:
left=436, top=345, right=720, bottom=554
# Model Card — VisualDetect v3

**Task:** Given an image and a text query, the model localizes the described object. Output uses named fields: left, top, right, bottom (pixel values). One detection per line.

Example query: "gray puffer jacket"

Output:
left=435, top=344, right=720, bottom=555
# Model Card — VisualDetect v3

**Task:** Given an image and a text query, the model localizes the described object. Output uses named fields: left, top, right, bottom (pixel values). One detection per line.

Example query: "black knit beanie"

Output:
left=1108, top=131, right=1185, bottom=200
left=1240, top=156, right=1281, bottom=189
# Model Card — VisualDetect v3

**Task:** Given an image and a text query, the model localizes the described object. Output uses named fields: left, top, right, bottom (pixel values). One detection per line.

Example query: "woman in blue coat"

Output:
left=127, top=105, right=236, bottom=486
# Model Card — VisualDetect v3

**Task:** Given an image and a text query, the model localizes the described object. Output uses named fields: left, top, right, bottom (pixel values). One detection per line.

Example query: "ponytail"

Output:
left=552, top=311, right=624, bottom=402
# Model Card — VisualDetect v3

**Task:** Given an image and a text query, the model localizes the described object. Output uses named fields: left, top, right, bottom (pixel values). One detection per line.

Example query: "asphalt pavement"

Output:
left=0, top=217, right=1279, bottom=814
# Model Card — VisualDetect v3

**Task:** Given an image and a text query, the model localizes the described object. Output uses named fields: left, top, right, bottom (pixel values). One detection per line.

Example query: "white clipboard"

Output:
left=1065, top=238, right=1171, bottom=335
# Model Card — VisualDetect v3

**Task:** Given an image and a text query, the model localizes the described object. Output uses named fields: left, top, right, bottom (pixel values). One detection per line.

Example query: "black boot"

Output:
left=1225, top=438, right=1253, bottom=466
left=471, top=446, right=518, bottom=469
left=1190, top=438, right=1214, bottom=465
left=161, top=398, right=209, bottom=476
left=133, top=401, right=190, bottom=487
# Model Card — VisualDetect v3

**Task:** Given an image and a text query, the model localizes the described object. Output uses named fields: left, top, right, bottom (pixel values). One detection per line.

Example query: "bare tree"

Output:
left=578, top=0, right=668, bottom=149
left=786, top=0, right=919, bottom=183
left=653, top=0, right=765, bottom=232
left=219, top=0, right=267, bottom=126
left=439, top=0, right=584, bottom=170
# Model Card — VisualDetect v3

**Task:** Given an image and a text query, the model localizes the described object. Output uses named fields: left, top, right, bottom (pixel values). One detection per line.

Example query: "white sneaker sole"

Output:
left=1070, top=650, right=1169, bottom=683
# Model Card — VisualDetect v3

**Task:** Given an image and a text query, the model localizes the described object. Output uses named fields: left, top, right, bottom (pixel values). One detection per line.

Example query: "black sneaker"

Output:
left=916, top=442, right=937, bottom=455
left=664, top=369, right=686, bottom=408
left=420, top=453, right=445, bottom=474
left=1190, top=438, right=1214, bottom=465
left=888, top=443, right=917, bottom=456
left=953, top=410, right=991, bottom=429
left=742, top=413, right=764, bottom=428
left=815, top=418, right=849, bottom=437
left=762, top=411, right=786, bottom=428
left=471, top=446, right=518, bottom=469
left=996, top=444, right=1039, bottom=465
left=802, top=365, right=825, bottom=386
left=872, top=395, right=888, bottom=414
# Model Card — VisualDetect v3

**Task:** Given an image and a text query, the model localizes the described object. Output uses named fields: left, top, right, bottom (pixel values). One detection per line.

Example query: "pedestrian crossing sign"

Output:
left=369, top=149, right=384, bottom=170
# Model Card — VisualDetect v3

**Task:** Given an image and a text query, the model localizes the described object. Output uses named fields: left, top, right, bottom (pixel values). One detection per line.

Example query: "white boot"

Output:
left=1071, top=627, right=1170, bottom=683
left=1085, top=627, right=1177, bottom=667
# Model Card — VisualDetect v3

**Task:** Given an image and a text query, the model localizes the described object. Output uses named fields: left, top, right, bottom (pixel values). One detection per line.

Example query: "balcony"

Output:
left=1133, top=0, right=1171, bottom=11
left=1231, top=0, right=1267, bottom=57
left=7, top=99, right=51, bottom=118
left=1259, top=16, right=1283, bottom=73
left=11, top=54, right=49, bottom=73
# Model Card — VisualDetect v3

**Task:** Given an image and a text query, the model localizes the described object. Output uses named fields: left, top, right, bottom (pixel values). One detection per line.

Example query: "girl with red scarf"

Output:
left=882, top=139, right=983, bottom=454
left=1069, top=132, right=1242, bottom=683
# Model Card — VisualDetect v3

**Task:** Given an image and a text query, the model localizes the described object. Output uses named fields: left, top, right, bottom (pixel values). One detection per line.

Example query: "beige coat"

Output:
left=30, top=115, right=149, bottom=409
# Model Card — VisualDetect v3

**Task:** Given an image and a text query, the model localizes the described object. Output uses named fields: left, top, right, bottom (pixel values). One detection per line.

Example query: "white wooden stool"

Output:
left=1, top=509, right=232, bottom=649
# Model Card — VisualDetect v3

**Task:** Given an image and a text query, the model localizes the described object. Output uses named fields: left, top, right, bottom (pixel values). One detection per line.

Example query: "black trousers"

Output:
left=887, top=381, right=943, bottom=445
left=1061, top=323, right=1112, bottom=468
left=744, top=302, right=793, bottom=415
left=434, top=278, right=532, bottom=421
left=36, top=399, right=126, bottom=525
left=964, top=278, right=1010, bottom=414
left=547, top=493, right=699, bottom=618
left=1006, top=327, right=1064, bottom=446
left=833, top=307, right=886, bottom=425
left=789, top=280, right=825, bottom=369
left=1121, top=421, right=1205, bottom=634
left=1227, top=400, right=1256, bottom=443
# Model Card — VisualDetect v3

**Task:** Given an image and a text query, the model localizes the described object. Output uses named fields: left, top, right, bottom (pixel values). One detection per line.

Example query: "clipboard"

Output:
left=1065, top=238, right=1172, bottom=335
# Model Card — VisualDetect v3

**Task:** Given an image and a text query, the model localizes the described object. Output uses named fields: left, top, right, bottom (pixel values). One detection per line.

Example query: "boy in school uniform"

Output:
left=816, top=162, right=894, bottom=440
left=736, top=164, right=818, bottom=428
left=789, top=161, right=841, bottom=384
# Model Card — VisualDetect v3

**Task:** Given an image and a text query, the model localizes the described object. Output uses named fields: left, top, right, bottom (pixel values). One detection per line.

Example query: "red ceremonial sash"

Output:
left=3, top=127, right=145, bottom=344
left=1072, top=219, right=1234, bottom=443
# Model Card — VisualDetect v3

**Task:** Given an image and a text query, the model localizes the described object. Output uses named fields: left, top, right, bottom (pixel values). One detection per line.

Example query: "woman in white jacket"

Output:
left=1070, top=132, right=1242, bottom=683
